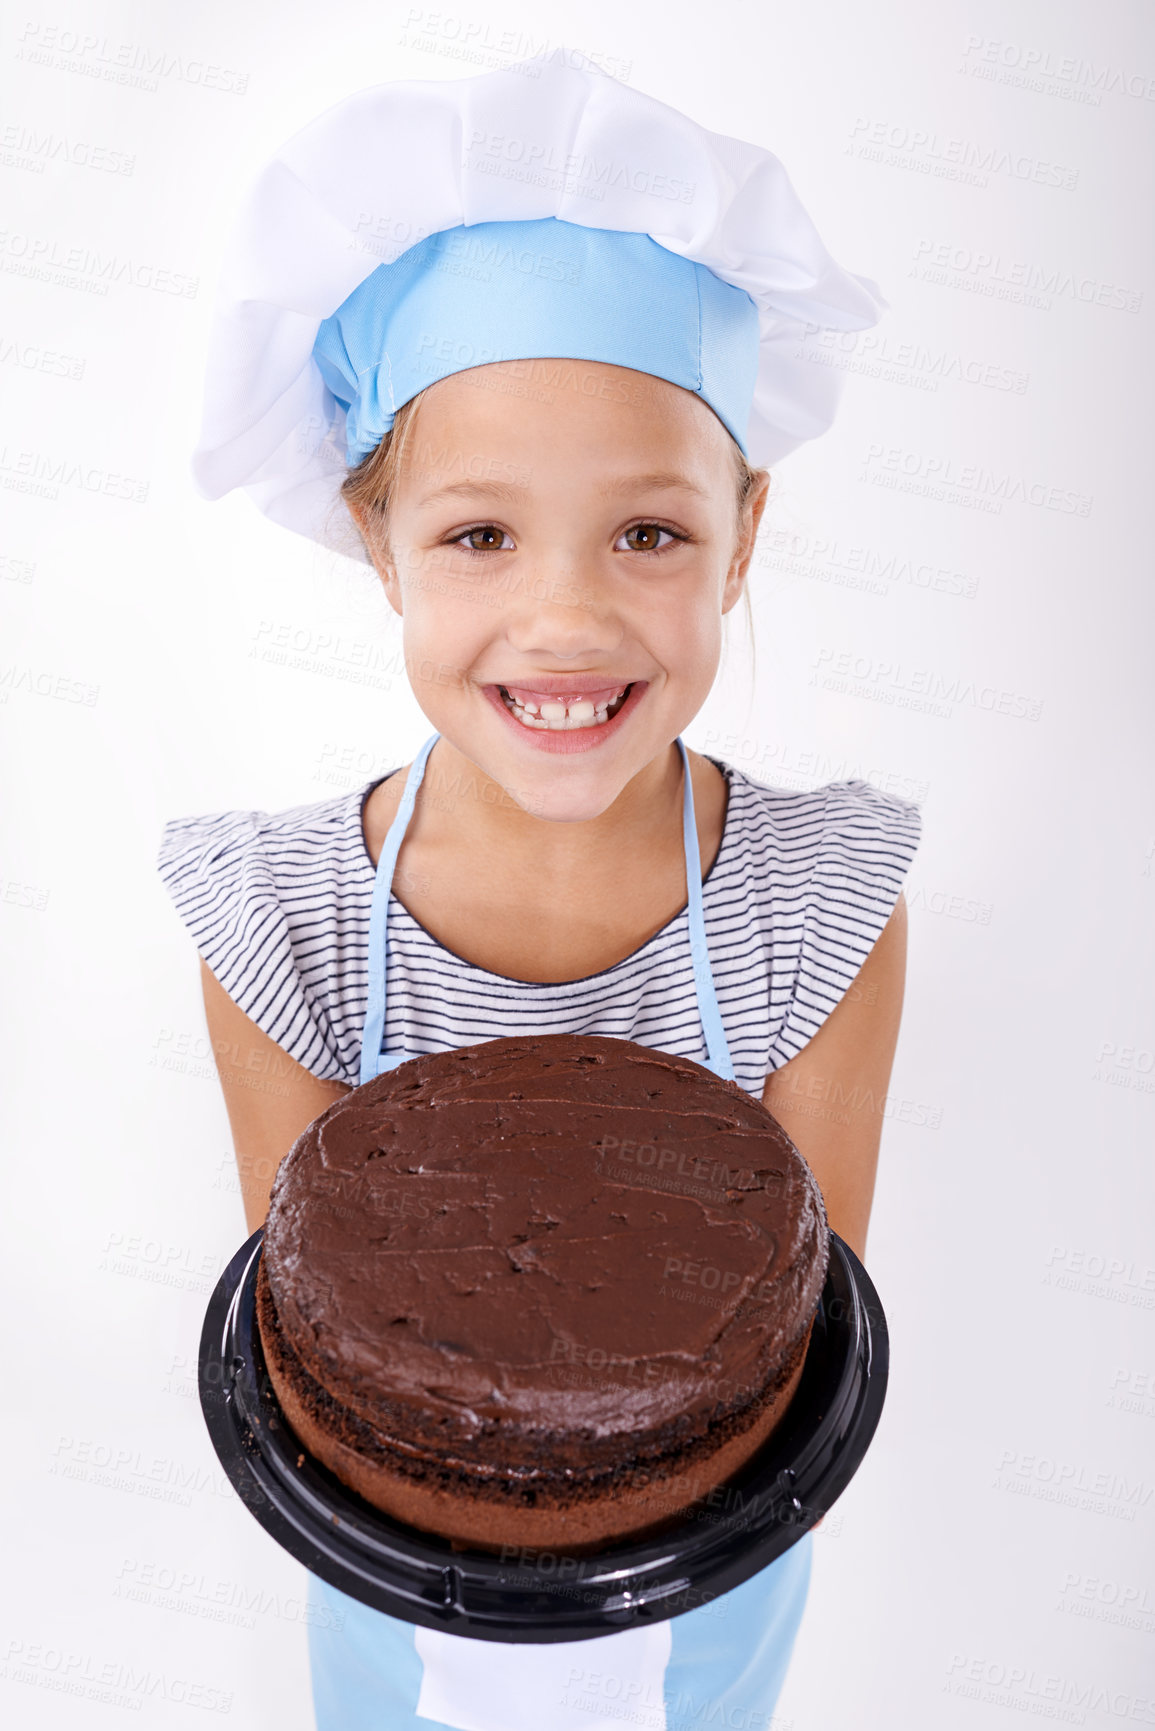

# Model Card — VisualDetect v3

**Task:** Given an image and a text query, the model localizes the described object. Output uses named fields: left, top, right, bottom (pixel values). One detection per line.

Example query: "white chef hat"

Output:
left=193, top=54, right=885, bottom=559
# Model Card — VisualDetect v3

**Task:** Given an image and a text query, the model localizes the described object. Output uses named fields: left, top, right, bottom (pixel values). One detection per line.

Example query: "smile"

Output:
left=498, top=684, right=633, bottom=732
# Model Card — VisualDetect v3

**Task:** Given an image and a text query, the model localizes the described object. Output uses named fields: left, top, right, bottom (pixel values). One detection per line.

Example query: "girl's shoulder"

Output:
left=156, top=778, right=387, bottom=1085
left=713, top=760, right=921, bottom=1066
left=157, top=778, right=377, bottom=883
left=716, top=756, right=922, bottom=873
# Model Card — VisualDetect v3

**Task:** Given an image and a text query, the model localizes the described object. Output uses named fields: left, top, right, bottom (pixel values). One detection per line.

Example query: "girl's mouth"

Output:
left=482, top=679, right=647, bottom=754
left=497, top=683, right=633, bottom=732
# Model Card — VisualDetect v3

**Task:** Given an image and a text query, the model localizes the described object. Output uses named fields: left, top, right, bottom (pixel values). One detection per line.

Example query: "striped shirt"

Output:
left=156, top=760, right=921, bottom=1098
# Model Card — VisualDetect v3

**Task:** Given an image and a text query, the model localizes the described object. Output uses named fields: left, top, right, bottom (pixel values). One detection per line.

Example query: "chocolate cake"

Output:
left=257, top=1034, right=829, bottom=1551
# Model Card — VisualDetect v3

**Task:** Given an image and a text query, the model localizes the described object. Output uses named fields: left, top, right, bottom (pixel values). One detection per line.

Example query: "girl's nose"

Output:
left=502, top=568, right=623, bottom=660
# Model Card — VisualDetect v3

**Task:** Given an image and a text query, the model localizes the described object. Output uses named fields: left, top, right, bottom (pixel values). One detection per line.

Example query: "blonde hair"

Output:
left=340, top=393, right=424, bottom=549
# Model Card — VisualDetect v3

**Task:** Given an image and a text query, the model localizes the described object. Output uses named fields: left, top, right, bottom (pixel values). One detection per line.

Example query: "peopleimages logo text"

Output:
left=848, top=117, right=1079, bottom=188
left=960, top=35, right=1155, bottom=102
left=861, top=445, right=1092, bottom=516
left=812, top=650, right=1044, bottom=721
left=912, top=239, right=1141, bottom=313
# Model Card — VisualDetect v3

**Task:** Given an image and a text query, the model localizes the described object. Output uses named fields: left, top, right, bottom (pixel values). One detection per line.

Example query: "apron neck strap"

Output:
left=676, top=738, right=736, bottom=1082
left=359, top=732, right=439, bottom=1086
left=360, top=734, right=736, bottom=1086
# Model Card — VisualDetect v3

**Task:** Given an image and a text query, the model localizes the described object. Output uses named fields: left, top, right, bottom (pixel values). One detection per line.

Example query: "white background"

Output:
left=2, top=1, right=1153, bottom=1726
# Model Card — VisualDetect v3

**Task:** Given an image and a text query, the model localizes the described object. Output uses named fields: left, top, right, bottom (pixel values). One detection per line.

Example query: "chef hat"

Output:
left=193, top=54, right=886, bottom=559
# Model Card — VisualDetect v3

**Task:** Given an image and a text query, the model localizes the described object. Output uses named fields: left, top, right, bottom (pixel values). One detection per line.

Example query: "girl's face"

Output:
left=359, top=359, right=767, bottom=823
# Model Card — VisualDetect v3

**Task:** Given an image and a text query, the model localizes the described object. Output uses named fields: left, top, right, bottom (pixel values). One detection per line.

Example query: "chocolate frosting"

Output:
left=263, top=1035, right=828, bottom=1473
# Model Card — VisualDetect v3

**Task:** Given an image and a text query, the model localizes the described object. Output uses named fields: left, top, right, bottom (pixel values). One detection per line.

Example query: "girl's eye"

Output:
left=617, top=523, right=684, bottom=555
left=449, top=525, right=513, bottom=554
left=446, top=522, right=685, bottom=555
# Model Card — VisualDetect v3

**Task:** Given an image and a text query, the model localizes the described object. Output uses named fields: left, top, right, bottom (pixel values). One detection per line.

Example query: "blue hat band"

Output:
left=312, top=217, right=760, bottom=464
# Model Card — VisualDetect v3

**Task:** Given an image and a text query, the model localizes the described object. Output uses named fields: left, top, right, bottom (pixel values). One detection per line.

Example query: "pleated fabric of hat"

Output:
left=192, top=54, right=886, bottom=558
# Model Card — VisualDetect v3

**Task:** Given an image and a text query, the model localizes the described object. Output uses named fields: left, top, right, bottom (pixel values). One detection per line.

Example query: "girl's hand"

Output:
left=761, top=894, right=909, bottom=1264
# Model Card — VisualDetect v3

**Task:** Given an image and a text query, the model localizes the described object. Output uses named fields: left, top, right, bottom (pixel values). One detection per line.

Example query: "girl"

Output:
left=160, top=57, right=920, bottom=1731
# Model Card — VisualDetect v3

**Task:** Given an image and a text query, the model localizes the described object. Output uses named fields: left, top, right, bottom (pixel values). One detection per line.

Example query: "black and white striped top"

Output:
left=156, top=761, right=921, bottom=1099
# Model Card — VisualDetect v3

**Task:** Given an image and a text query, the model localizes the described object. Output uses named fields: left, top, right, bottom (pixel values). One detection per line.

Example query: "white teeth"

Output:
left=500, top=686, right=629, bottom=731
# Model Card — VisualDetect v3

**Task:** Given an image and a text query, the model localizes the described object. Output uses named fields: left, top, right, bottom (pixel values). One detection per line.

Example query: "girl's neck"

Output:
left=361, top=736, right=730, bottom=983
left=410, top=734, right=688, bottom=874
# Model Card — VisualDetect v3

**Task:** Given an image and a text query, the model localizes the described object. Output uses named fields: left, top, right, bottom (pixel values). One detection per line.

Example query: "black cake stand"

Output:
left=198, top=1229, right=888, bottom=1643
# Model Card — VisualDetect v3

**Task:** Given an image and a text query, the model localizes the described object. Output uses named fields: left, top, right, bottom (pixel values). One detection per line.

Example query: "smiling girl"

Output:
left=159, top=58, right=920, bottom=1731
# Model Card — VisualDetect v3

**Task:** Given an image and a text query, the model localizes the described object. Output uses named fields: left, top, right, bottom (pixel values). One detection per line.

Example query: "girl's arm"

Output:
left=199, top=959, right=352, bottom=1233
left=761, top=894, right=909, bottom=1264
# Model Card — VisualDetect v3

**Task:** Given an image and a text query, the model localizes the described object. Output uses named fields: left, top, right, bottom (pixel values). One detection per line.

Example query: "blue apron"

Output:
left=307, top=733, right=812, bottom=1731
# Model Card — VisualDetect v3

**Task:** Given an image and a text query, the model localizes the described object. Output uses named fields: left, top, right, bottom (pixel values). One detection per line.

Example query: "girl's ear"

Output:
left=722, top=468, right=771, bottom=612
left=346, top=499, right=403, bottom=617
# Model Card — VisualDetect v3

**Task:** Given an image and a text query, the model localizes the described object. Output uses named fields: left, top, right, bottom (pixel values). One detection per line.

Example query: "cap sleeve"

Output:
left=156, top=808, right=348, bottom=1085
left=767, top=778, right=921, bottom=1067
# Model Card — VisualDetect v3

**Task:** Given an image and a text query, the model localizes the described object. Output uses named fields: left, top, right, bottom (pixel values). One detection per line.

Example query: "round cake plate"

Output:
left=199, top=1230, right=887, bottom=1644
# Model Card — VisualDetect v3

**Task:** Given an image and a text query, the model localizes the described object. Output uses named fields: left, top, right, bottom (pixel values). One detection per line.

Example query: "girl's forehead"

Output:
left=411, top=360, right=735, bottom=466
